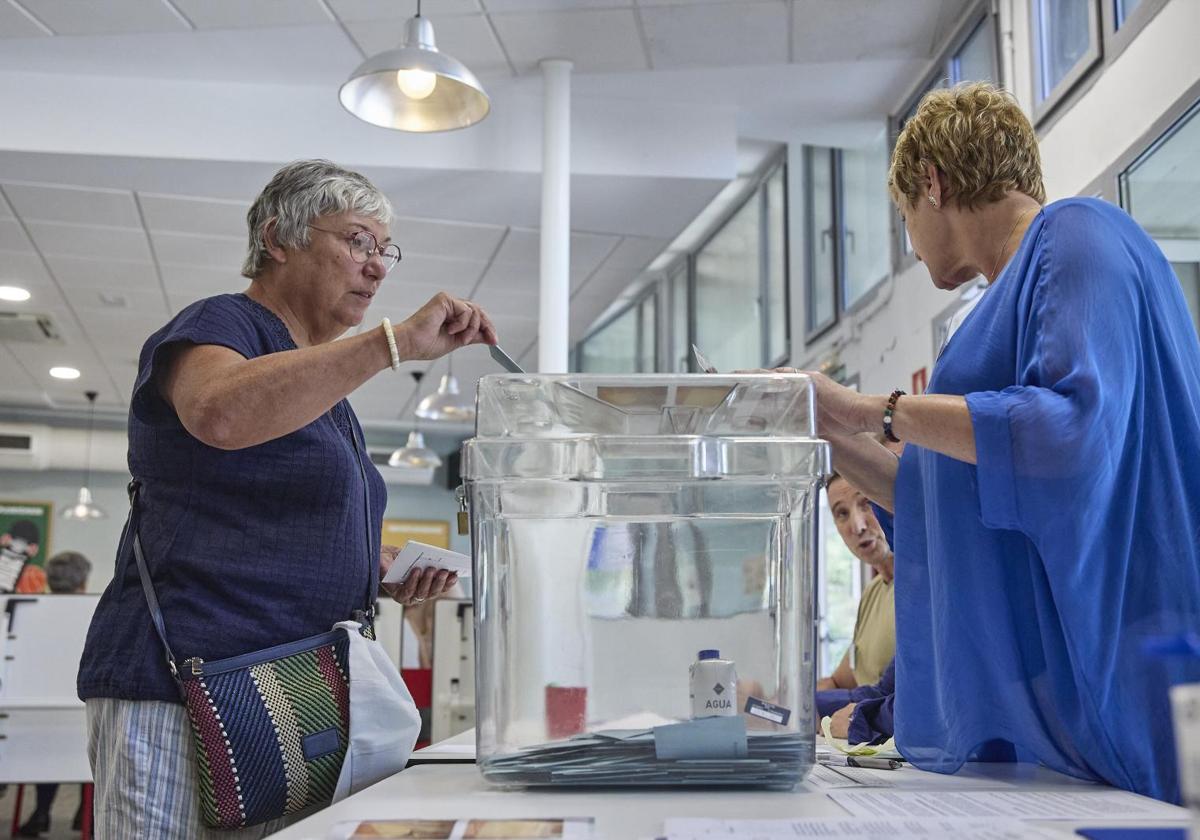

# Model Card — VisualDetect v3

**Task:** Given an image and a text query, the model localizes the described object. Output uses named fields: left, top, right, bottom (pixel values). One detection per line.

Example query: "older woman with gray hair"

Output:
left=77, top=160, right=496, bottom=838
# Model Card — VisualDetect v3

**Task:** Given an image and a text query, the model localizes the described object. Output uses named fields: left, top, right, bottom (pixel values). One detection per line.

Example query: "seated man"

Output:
left=819, top=658, right=895, bottom=745
left=816, top=473, right=895, bottom=690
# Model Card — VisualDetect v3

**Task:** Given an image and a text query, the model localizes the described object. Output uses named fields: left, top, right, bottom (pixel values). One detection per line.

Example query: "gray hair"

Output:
left=241, top=159, right=393, bottom=279
left=46, top=550, right=92, bottom=594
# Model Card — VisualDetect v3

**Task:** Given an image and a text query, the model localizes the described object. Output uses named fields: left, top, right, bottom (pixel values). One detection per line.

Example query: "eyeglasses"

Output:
left=308, top=225, right=402, bottom=273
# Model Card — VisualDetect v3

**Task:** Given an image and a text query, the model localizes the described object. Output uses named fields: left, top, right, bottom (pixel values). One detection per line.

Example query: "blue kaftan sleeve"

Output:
left=965, top=202, right=1143, bottom=539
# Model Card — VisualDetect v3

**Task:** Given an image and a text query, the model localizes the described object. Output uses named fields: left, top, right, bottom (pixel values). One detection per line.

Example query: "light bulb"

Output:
left=0, top=285, right=30, bottom=302
left=396, top=68, right=437, bottom=100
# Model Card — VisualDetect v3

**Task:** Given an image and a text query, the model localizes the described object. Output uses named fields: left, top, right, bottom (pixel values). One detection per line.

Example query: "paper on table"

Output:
left=663, top=816, right=1066, bottom=839
left=329, top=817, right=595, bottom=839
left=382, top=541, right=471, bottom=585
left=827, top=790, right=1188, bottom=821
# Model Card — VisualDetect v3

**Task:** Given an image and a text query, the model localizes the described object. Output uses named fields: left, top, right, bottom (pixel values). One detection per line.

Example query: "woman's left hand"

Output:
left=379, top=544, right=459, bottom=606
left=773, top=368, right=873, bottom=439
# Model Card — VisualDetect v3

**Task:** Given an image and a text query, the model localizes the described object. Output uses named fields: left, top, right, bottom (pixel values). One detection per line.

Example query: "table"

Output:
left=407, top=729, right=476, bottom=765
left=273, top=760, right=1191, bottom=839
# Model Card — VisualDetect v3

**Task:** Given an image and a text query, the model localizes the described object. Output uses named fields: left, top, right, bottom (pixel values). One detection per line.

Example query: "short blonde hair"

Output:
left=888, top=82, right=1046, bottom=210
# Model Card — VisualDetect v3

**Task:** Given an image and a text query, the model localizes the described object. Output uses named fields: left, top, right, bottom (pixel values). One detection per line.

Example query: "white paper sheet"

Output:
left=663, top=817, right=1065, bottom=839
left=803, top=762, right=1018, bottom=791
left=827, top=789, right=1188, bottom=821
left=382, top=541, right=471, bottom=585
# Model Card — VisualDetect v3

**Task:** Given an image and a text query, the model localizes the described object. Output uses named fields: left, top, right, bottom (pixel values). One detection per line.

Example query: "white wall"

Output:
left=792, top=0, right=1200, bottom=393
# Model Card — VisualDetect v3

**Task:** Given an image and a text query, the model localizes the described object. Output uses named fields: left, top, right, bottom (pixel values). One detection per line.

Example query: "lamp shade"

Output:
left=415, top=373, right=475, bottom=422
left=339, top=15, right=490, bottom=133
left=62, top=486, right=106, bottom=520
left=388, top=430, right=443, bottom=469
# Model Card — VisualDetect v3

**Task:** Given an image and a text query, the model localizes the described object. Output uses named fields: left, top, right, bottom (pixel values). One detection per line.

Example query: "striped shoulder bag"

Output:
left=126, top=415, right=378, bottom=829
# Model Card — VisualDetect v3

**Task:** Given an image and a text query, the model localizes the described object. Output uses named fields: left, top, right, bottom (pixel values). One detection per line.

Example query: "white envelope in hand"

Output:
left=382, top=540, right=472, bottom=585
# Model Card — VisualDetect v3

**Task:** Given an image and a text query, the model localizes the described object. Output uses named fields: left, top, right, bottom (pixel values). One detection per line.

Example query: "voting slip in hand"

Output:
left=382, top=541, right=472, bottom=585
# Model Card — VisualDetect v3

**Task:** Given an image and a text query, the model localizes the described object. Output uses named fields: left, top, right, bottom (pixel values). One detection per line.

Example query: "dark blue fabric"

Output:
left=78, top=293, right=388, bottom=703
left=846, top=660, right=895, bottom=746
left=893, top=198, right=1200, bottom=803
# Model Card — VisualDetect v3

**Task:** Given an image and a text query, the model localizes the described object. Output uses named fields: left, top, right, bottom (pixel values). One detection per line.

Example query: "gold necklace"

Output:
left=989, top=207, right=1035, bottom=282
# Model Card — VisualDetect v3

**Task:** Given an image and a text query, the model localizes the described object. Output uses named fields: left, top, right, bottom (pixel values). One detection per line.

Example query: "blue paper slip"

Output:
left=653, top=716, right=748, bottom=761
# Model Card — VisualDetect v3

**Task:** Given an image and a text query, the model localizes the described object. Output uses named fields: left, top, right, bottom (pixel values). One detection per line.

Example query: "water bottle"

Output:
left=690, top=649, right=738, bottom=718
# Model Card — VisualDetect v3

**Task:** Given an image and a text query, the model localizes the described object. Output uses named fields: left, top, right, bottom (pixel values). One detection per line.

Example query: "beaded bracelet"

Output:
left=380, top=318, right=401, bottom=371
left=883, top=388, right=905, bottom=443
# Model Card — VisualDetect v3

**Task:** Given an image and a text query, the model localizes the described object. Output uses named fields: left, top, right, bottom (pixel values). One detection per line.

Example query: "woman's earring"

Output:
left=928, top=194, right=938, bottom=207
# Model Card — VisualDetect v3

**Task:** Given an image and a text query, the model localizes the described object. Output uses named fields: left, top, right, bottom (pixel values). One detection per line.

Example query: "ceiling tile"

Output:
left=601, top=235, right=668, bottom=271
left=3, top=182, right=141, bottom=227
left=791, top=0, right=946, bottom=63
left=471, top=280, right=539, bottom=319
left=489, top=9, right=646, bottom=74
left=0, top=191, right=12, bottom=218
left=328, top=0, right=481, bottom=23
left=0, top=2, right=49, bottom=38
left=46, top=256, right=160, bottom=291
left=641, top=1, right=788, bottom=69
left=152, top=232, right=245, bottom=269
left=0, top=218, right=33, bottom=252
left=343, top=14, right=511, bottom=77
left=159, top=264, right=245, bottom=298
left=0, top=347, right=37, bottom=391
left=0, top=250, right=53, bottom=287
left=493, top=228, right=619, bottom=276
left=18, top=0, right=191, bottom=36
left=384, top=253, right=486, bottom=297
left=71, top=286, right=169, bottom=317
left=393, top=216, right=506, bottom=262
left=27, top=222, right=152, bottom=262
left=0, top=272, right=67, bottom=309
left=138, top=193, right=249, bottom=238
left=574, top=265, right=636, bottom=300
left=471, top=260, right=537, bottom=299
left=482, top=0, right=629, bottom=10
left=171, top=0, right=332, bottom=29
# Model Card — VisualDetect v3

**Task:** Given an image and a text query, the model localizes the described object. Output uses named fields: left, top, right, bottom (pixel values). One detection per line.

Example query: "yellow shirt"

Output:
left=850, top=574, right=895, bottom=687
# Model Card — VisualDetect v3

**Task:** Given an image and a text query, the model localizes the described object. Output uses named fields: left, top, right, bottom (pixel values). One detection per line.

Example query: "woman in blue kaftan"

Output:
left=804, top=83, right=1200, bottom=803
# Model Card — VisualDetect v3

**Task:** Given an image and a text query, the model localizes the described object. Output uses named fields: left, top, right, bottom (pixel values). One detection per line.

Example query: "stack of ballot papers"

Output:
left=480, top=716, right=806, bottom=788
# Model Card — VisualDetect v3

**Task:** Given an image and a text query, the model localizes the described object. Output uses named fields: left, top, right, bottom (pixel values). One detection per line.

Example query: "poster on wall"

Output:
left=382, top=518, right=451, bottom=551
left=0, top=501, right=53, bottom=594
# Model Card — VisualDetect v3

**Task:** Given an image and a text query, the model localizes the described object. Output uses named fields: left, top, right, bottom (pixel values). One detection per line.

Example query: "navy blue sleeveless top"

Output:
left=78, top=293, right=388, bottom=703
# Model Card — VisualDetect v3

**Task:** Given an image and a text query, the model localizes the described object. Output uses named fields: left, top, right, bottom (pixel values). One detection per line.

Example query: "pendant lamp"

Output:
left=62, top=391, right=107, bottom=521
left=339, top=0, right=490, bottom=133
left=415, top=355, right=474, bottom=421
left=389, top=371, right=444, bottom=468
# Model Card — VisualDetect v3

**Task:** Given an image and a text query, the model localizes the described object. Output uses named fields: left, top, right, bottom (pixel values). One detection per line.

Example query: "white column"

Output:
left=538, top=59, right=572, bottom=374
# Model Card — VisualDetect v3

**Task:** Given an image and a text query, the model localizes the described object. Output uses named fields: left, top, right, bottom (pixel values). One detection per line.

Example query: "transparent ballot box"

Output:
left=462, top=374, right=830, bottom=789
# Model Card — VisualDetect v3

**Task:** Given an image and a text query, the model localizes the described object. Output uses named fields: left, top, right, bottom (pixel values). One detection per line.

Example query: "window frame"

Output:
left=888, top=3, right=1000, bottom=273
left=804, top=145, right=840, bottom=344
left=1028, top=0, right=1104, bottom=125
left=690, top=151, right=792, bottom=370
left=1102, top=0, right=1170, bottom=69
left=577, top=285, right=659, bottom=373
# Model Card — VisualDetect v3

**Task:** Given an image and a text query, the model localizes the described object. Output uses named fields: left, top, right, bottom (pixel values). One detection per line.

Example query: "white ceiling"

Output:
left=0, top=0, right=971, bottom=428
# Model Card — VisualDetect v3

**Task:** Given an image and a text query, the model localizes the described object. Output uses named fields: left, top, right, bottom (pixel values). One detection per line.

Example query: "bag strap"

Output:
left=128, top=401, right=379, bottom=679
left=345, top=403, right=378, bottom=624
left=126, top=480, right=180, bottom=679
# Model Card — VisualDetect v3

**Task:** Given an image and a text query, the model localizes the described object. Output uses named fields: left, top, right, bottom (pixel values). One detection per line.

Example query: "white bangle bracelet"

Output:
left=380, top=318, right=401, bottom=371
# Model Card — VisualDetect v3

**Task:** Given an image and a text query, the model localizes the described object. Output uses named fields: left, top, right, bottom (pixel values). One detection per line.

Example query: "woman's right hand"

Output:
left=397, top=293, right=498, bottom=361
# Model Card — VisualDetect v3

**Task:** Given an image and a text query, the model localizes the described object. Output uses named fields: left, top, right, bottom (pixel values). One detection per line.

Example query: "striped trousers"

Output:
left=86, top=698, right=294, bottom=839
